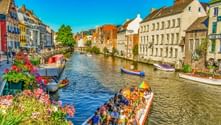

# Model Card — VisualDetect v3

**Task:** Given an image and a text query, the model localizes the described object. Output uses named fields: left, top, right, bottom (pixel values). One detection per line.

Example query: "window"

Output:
left=175, top=49, right=178, bottom=58
left=188, top=6, right=191, bottom=11
left=195, top=39, right=200, bottom=50
left=152, top=23, right=155, bottom=31
left=176, top=33, right=179, bottom=44
left=167, top=34, right=169, bottom=44
left=161, top=21, right=165, bottom=30
left=214, top=7, right=219, bottom=16
left=211, top=40, right=216, bottom=53
left=152, top=35, right=154, bottom=44
left=172, top=19, right=175, bottom=28
left=167, top=20, right=170, bottom=28
left=146, top=36, right=149, bottom=43
left=171, top=34, right=174, bottom=44
left=212, top=22, right=217, bottom=33
left=157, top=22, right=159, bottom=30
left=161, top=34, right=164, bottom=44
left=156, top=35, right=159, bottom=44
left=147, top=25, right=149, bottom=32
left=198, top=7, right=201, bottom=12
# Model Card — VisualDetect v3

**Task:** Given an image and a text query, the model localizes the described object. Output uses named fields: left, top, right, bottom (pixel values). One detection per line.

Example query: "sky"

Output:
left=15, top=0, right=209, bottom=33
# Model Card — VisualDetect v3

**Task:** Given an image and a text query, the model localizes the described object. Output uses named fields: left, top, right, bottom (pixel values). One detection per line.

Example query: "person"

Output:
left=110, top=108, right=119, bottom=125
left=119, top=110, right=126, bottom=125
left=90, top=112, right=101, bottom=125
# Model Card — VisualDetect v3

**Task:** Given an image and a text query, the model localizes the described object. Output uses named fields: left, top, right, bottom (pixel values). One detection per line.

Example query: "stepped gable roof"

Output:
left=186, top=16, right=208, bottom=32
left=0, top=0, right=12, bottom=15
left=141, top=0, right=194, bottom=23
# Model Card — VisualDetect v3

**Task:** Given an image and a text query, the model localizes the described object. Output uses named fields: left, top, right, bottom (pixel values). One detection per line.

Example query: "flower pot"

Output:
left=3, top=81, right=24, bottom=95
left=9, top=82, right=23, bottom=90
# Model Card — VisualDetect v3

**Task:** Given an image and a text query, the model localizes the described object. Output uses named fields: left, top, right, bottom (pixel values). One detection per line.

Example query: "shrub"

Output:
left=183, top=64, right=192, bottom=73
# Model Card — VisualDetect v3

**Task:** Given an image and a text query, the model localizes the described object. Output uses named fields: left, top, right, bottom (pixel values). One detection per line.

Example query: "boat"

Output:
left=58, top=79, right=69, bottom=88
left=45, top=77, right=59, bottom=92
left=179, top=73, right=221, bottom=86
left=153, top=64, right=175, bottom=72
left=82, top=81, right=154, bottom=125
left=87, top=54, right=92, bottom=57
left=48, top=54, right=65, bottom=66
left=121, top=67, right=145, bottom=76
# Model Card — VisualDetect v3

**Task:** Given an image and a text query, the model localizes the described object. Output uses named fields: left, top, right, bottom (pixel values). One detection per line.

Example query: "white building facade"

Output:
left=139, top=0, right=207, bottom=68
left=117, top=14, right=142, bottom=58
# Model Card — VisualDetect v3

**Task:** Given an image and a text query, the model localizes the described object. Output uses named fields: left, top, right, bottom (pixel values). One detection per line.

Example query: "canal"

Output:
left=57, top=53, right=221, bottom=125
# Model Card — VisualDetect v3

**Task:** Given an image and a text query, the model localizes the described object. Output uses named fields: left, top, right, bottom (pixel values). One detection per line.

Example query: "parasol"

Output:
left=139, top=81, right=150, bottom=89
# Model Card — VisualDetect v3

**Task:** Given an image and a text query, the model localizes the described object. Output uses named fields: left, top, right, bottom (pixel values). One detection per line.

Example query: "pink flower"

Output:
left=58, top=101, right=62, bottom=107
left=63, top=105, right=75, bottom=117
left=34, top=89, right=44, bottom=98
left=4, top=68, right=9, bottom=74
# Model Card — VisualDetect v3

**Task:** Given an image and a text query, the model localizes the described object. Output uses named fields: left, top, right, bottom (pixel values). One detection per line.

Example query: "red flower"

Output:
left=11, top=65, right=18, bottom=71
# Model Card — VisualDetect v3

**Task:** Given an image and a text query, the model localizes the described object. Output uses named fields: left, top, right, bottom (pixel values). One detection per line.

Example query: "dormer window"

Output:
left=198, top=7, right=201, bottom=12
left=188, top=7, right=191, bottom=12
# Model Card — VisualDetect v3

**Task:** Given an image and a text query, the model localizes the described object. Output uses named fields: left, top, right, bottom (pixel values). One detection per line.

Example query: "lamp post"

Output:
left=4, top=34, right=9, bottom=64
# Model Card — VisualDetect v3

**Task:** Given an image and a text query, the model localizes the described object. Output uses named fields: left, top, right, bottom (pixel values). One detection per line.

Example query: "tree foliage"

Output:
left=56, top=25, right=75, bottom=47
left=111, top=47, right=118, bottom=56
left=103, top=47, right=109, bottom=54
left=133, top=44, right=139, bottom=56
left=85, top=40, right=92, bottom=48
left=195, top=38, right=209, bottom=58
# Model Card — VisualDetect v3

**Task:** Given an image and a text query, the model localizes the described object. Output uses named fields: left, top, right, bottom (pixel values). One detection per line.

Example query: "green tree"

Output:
left=85, top=40, right=92, bottom=48
left=195, top=38, right=209, bottom=64
left=103, top=47, right=109, bottom=54
left=56, top=25, right=75, bottom=47
left=111, top=47, right=118, bottom=56
left=91, top=46, right=100, bottom=54
left=133, top=44, right=139, bottom=59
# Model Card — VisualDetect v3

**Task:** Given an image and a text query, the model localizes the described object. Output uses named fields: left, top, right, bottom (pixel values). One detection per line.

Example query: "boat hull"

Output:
left=137, top=92, right=154, bottom=125
left=47, top=82, right=59, bottom=92
left=121, top=68, right=145, bottom=76
left=179, top=73, right=221, bottom=86
left=153, top=64, right=175, bottom=72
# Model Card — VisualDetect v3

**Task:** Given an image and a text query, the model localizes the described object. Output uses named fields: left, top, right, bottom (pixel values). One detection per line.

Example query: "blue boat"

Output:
left=121, top=67, right=145, bottom=76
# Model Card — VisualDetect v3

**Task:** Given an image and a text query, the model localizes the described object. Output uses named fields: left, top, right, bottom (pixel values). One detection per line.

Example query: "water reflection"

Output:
left=58, top=53, right=221, bottom=125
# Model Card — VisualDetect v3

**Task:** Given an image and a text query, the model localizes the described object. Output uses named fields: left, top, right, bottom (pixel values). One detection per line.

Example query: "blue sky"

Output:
left=15, top=0, right=209, bottom=33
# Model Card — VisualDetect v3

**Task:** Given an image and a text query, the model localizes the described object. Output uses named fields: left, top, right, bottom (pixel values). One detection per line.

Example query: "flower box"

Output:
left=3, top=81, right=24, bottom=95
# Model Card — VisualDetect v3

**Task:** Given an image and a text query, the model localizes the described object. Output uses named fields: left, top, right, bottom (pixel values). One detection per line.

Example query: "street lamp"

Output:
left=4, top=34, right=9, bottom=64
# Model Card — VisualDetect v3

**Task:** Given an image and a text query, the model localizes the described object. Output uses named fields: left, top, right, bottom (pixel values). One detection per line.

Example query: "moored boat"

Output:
left=153, top=64, right=175, bottom=72
left=44, top=77, right=59, bottom=92
left=82, top=81, right=153, bottom=125
left=179, top=73, right=221, bottom=86
left=87, top=54, right=92, bottom=57
left=58, top=79, right=69, bottom=88
left=121, top=67, right=145, bottom=76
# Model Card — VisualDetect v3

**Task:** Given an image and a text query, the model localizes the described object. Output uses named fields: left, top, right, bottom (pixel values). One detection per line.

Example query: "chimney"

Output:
left=151, top=8, right=156, bottom=13
left=174, top=0, right=190, bottom=5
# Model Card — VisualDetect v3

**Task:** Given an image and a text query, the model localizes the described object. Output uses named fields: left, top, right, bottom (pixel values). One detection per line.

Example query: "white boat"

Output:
left=82, top=92, right=154, bottom=125
left=179, top=73, right=221, bottom=86
left=153, top=64, right=175, bottom=72
left=87, top=54, right=92, bottom=57
left=46, top=78, right=59, bottom=92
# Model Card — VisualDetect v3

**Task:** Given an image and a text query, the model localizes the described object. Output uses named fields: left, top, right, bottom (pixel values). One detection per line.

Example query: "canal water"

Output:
left=57, top=53, right=221, bottom=125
